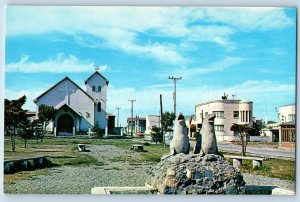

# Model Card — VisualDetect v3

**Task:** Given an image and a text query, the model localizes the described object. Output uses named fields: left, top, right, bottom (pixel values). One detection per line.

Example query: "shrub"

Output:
left=150, top=126, right=163, bottom=144
left=92, top=123, right=104, bottom=138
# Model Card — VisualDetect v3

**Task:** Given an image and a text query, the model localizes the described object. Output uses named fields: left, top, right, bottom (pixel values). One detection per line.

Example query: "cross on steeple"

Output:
left=59, top=80, right=75, bottom=105
left=95, top=66, right=100, bottom=71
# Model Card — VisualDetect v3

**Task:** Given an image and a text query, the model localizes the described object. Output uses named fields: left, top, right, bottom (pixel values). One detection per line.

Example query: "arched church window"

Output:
left=92, top=86, right=95, bottom=92
left=97, top=102, right=101, bottom=112
left=98, top=86, right=101, bottom=92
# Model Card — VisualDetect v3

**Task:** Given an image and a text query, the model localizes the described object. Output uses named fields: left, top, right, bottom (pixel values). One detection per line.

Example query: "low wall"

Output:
left=91, top=186, right=294, bottom=195
left=217, top=135, right=240, bottom=142
left=4, top=156, right=49, bottom=174
left=280, top=142, right=295, bottom=149
left=250, top=136, right=272, bottom=142
left=217, top=135, right=273, bottom=142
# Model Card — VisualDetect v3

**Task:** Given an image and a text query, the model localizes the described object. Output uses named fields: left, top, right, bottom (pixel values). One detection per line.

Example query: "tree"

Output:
left=160, top=111, right=175, bottom=144
left=92, top=122, right=104, bottom=138
left=247, top=122, right=261, bottom=136
left=38, top=105, right=55, bottom=142
left=4, top=95, right=27, bottom=152
left=161, top=111, right=175, bottom=131
left=230, top=123, right=250, bottom=156
left=19, top=120, right=34, bottom=148
left=150, top=126, right=162, bottom=144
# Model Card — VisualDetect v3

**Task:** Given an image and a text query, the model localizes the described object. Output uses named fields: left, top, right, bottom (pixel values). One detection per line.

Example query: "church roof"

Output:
left=33, top=76, right=94, bottom=103
left=84, top=71, right=109, bottom=85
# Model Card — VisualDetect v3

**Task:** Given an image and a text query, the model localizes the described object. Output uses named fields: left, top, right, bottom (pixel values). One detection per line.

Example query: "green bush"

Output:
left=150, top=126, right=163, bottom=144
left=92, top=123, right=104, bottom=138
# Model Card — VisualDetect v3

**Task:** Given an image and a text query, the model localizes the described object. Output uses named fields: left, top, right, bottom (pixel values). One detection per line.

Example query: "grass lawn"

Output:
left=4, top=136, right=295, bottom=185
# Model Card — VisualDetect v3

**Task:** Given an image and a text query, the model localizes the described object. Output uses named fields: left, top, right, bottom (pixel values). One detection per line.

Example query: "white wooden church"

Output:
left=33, top=70, right=109, bottom=136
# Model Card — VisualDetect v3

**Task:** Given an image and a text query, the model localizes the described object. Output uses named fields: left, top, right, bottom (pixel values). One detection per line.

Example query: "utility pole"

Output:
left=168, top=76, right=182, bottom=116
left=128, top=99, right=136, bottom=136
left=160, top=94, right=164, bottom=145
left=116, top=107, right=121, bottom=127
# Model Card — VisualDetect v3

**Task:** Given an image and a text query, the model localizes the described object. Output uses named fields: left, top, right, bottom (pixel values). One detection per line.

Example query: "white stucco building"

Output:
left=195, top=97, right=253, bottom=142
left=276, top=104, right=296, bottom=148
left=276, top=104, right=295, bottom=123
left=145, top=115, right=160, bottom=134
left=34, top=70, right=109, bottom=136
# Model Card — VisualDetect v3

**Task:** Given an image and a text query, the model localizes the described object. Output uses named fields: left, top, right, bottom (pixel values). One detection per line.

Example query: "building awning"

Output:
left=280, top=120, right=295, bottom=126
left=55, top=103, right=82, bottom=117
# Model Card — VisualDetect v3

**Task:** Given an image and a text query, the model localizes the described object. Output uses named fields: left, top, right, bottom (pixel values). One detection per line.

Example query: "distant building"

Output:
left=107, top=113, right=116, bottom=134
left=259, top=128, right=279, bottom=142
left=276, top=104, right=296, bottom=148
left=145, top=115, right=160, bottom=134
left=127, top=117, right=146, bottom=135
left=195, top=95, right=253, bottom=142
left=25, top=111, right=37, bottom=122
left=185, top=115, right=197, bottom=138
left=279, top=120, right=295, bottom=148
left=276, top=104, right=295, bottom=123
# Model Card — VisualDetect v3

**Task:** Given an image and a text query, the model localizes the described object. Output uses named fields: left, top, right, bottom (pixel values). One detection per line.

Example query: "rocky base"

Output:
left=146, top=153, right=246, bottom=194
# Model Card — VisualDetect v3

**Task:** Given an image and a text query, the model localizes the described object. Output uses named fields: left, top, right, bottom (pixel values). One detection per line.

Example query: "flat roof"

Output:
left=278, top=103, right=295, bottom=108
left=195, top=99, right=252, bottom=107
left=280, top=120, right=295, bottom=126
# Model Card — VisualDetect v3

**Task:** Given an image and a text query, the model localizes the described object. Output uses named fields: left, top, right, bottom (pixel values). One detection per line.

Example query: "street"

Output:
left=217, top=142, right=295, bottom=160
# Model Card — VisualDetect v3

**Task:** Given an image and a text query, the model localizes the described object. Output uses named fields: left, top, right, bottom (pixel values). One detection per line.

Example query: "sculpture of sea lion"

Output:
left=199, top=114, right=220, bottom=156
left=170, top=113, right=190, bottom=155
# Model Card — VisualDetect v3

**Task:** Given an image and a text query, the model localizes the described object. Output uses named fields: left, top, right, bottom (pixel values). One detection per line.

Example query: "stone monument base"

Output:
left=147, top=153, right=246, bottom=194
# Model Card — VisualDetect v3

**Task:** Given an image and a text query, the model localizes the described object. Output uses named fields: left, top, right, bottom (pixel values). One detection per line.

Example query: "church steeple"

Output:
left=85, top=69, right=109, bottom=102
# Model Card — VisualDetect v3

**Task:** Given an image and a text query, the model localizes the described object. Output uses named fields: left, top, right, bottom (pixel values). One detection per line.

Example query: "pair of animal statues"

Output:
left=170, top=113, right=220, bottom=156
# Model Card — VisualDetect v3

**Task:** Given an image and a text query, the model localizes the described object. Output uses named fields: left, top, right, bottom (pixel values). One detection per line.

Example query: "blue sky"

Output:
left=5, top=7, right=296, bottom=126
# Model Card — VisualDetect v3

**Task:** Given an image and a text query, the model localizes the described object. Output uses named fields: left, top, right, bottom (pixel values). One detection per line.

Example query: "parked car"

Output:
left=136, top=132, right=144, bottom=137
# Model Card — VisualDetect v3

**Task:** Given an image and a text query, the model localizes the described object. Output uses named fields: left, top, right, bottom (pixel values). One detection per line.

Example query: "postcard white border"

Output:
left=0, top=1, right=299, bottom=202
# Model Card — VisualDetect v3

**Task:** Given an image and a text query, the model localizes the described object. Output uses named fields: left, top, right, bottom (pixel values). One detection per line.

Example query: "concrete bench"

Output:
left=224, top=155, right=270, bottom=169
left=4, top=156, right=48, bottom=174
left=131, top=144, right=144, bottom=151
left=77, top=144, right=86, bottom=152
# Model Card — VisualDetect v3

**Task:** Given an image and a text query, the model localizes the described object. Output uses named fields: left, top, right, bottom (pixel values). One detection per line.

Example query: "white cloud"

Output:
left=5, top=89, right=44, bottom=111
left=6, top=53, right=108, bottom=73
left=7, top=7, right=293, bottom=64
left=159, top=56, right=245, bottom=79
left=204, top=7, right=294, bottom=31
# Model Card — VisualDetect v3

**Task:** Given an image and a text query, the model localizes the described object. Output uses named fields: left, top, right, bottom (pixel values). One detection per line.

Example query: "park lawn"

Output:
left=4, top=137, right=295, bottom=184
left=239, top=158, right=295, bottom=182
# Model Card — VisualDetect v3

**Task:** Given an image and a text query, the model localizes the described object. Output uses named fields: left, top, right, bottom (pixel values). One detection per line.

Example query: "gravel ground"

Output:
left=242, top=173, right=295, bottom=191
left=4, top=144, right=295, bottom=194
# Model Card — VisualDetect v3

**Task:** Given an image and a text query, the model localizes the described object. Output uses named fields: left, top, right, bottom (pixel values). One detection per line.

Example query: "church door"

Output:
left=57, top=114, right=74, bottom=135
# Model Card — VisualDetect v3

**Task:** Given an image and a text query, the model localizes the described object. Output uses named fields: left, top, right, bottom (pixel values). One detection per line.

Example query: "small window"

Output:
left=213, top=111, right=224, bottom=117
left=288, top=114, right=295, bottom=121
left=92, top=86, right=95, bottom=92
left=86, top=112, right=90, bottom=118
left=97, top=102, right=101, bottom=112
left=214, top=125, right=224, bottom=131
left=98, top=86, right=101, bottom=92
left=233, top=111, right=239, bottom=118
